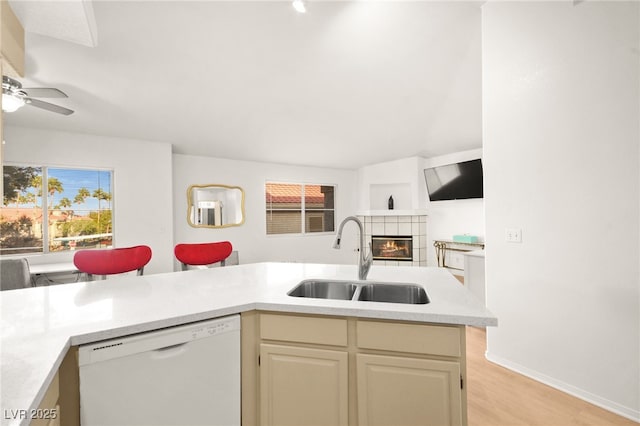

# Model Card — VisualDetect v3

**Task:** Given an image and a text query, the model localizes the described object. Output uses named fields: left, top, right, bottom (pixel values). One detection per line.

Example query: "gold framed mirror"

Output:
left=187, top=184, right=245, bottom=228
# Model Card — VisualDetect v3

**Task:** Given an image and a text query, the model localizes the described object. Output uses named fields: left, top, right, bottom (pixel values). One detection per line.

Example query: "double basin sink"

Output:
left=288, top=279, right=429, bottom=305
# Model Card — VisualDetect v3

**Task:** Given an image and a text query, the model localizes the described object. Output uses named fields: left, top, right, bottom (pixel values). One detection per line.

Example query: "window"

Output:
left=266, top=182, right=335, bottom=235
left=1, top=165, right=113, bottom=255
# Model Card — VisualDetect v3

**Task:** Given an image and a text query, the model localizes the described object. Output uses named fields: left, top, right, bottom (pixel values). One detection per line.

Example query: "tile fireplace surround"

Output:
left=359, top=215, right=427, bottom=267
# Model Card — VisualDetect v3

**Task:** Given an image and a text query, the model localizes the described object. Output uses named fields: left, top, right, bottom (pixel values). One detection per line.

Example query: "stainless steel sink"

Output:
left=357, top=283, right=429, bottom=305
left=288, top=279, right=429, bottom=305
left=287, top=280, right=358, bottom=300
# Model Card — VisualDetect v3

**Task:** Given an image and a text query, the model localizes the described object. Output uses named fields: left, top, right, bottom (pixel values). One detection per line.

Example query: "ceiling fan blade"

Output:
left=25, top=98, right=74, bottom=115
left=21, top=87, right=68, bottom=98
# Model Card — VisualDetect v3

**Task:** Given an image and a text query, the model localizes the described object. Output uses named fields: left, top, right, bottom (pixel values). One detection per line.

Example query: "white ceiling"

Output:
left=4, top=1, right=483, bottom=169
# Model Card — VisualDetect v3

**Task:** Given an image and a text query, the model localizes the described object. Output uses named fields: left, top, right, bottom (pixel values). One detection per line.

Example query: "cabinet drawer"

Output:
left=357, top=321, right=461, bottom=357
left=260, top=313, right=348, bottom=346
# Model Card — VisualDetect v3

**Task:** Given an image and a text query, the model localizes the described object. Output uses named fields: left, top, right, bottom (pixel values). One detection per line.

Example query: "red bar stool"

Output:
left=73, top=245, right=152, bottom=281
left=174, top=241, right=233, bottom=271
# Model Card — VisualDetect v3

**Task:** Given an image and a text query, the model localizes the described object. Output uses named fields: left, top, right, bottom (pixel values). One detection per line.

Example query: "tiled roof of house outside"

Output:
left=265, top=183, right=327, bottom=204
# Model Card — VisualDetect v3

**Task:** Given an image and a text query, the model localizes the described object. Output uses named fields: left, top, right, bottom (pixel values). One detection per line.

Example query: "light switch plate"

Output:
left=505, top=228, right=522, bottom=243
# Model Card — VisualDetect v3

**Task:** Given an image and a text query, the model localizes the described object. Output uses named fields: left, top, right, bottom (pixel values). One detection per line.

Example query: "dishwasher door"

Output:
left=79, top=314, right=240, bottom=426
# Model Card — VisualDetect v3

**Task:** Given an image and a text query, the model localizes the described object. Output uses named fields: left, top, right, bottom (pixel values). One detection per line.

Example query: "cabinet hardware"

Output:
left=460, top=375, right=464, bottom=389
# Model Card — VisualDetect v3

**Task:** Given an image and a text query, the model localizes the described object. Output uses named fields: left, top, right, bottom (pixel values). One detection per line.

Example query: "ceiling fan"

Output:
left=2, top=75, right=74, bottom=115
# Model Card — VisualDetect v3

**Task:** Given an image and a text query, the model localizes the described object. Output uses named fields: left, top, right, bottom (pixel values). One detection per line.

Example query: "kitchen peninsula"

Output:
left=0, top=263, right=496, bottom=426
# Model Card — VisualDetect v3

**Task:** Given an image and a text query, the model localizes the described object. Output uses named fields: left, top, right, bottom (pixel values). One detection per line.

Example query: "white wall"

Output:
left=173, top=154, right=359, bottom=268
left=483, top=1, right=639, bottom=420
left=3, top=126, right=174, bottom=275
left=356, top=156, right=426, bottom=211
left=423, top=148, right=484, bottom=267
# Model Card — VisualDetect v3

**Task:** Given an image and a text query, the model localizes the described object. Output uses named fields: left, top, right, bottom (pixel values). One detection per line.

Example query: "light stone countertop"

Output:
left=0, top=262, right=496, bottom=426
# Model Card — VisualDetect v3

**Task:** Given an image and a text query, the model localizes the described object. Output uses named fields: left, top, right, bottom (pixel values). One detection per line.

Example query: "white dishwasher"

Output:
left=79, top=314, right=240, bottom=426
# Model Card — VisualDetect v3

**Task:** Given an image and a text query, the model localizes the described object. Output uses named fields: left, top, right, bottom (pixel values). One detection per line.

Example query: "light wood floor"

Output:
left=465, top=326, right=638, bottom=426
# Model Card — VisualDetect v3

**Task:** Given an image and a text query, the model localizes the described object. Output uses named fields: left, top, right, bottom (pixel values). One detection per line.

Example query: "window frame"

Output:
left=1, top=162, right=115, bottom=256
left=265, top=181, right=337, bottom=237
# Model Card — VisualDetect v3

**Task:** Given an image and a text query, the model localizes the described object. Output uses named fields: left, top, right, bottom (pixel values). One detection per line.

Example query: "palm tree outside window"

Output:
left=1, top=165, right=113, bottom=255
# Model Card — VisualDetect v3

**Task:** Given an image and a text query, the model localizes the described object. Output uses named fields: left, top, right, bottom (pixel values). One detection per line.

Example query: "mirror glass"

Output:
left=187, top=184, right=245, bottom=228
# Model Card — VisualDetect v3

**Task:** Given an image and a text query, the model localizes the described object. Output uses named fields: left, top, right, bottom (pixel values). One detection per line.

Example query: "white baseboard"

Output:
left=485, top=351, right=640, bottom=423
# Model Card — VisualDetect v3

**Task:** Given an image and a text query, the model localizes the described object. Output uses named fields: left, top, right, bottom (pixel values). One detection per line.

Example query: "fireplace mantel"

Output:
left=356, top=209, right=428, bottom=217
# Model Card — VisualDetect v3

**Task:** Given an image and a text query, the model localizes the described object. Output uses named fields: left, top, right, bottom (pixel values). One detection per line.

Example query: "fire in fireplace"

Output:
left=371, top=236, right=413, bottom=261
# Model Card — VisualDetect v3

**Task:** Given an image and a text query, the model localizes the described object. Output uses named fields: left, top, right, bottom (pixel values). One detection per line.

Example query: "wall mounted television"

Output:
left=423, top=158, right=484, bottom=201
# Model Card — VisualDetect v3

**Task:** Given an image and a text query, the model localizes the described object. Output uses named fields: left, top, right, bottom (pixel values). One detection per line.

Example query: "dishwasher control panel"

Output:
left=191, top=318, right=238, bottom=339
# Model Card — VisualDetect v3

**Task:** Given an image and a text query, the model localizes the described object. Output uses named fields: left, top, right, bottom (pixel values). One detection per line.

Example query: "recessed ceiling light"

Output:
left=292, top=0, right=306, bottom=14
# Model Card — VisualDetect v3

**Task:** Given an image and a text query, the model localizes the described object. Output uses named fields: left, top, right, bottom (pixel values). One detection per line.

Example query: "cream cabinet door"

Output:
left=260, top=344, right=348, bottom=426
left=357, top=353, right=462, bottom=426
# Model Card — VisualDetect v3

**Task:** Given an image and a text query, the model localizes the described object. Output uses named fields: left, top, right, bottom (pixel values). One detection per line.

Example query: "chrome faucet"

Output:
left=333, top=216, right=373, bottom=280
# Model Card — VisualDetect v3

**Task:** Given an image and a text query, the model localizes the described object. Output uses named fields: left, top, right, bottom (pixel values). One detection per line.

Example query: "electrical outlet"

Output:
left=505, top=228, right=522, bottom=243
